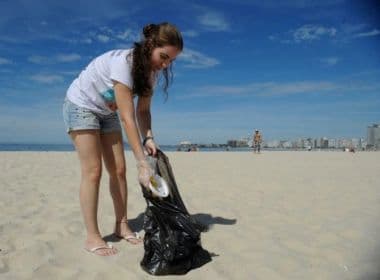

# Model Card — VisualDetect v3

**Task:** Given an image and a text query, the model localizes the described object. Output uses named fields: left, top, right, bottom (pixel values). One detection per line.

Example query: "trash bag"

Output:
left=140, top=150, right=212, bottom=275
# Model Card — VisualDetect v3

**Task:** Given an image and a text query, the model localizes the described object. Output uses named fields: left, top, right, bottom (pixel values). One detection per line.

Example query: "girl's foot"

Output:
left=114, top=220, right=142, bottom=245
left=85, top=237, right=118, bottom=256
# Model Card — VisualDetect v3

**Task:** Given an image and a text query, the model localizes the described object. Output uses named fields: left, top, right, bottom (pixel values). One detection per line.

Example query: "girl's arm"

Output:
left=113, top=81, right=145, bottom=161
left=136, top=95, right=153, bottom=140
left=137, top=94, right=157, bottom=156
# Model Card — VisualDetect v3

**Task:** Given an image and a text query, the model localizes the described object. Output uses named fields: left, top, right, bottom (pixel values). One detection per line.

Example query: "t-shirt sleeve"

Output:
left=110, top=53, right=133, bottom=89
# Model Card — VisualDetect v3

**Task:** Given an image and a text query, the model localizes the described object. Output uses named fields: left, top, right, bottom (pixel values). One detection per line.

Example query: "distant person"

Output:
left=62, top=23, right=183, bottom=256
left=190, top=145, right=198, bottom=152
left=187, top=145, right=197, bottom=152
left=253, top=129, right=262, bottom=153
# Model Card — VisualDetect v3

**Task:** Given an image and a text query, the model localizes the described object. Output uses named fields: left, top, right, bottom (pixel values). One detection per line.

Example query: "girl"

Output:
left=63, top=22, right=183, bottom=256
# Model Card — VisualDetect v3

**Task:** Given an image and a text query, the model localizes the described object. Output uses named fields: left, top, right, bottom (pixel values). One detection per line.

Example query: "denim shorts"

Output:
left=62, top=98, right=122, bottom=134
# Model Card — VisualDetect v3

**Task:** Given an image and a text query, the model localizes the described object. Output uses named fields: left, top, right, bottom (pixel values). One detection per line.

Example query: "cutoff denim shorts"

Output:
left=62, top=98, right=121, bottom=134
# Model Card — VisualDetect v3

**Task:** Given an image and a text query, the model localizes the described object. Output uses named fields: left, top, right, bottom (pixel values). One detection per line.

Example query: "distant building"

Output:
left=351, top=138, right=360, bottom=149
left=280, top=140, right=292, bottom=149
left=359, top=138, right=366, bottom=150
left=293, top=138, right=305, bottom=149
left=266, top=140, right=279, bottom=148
left=321, top=137, right=328, bottom=149
left=367, top=124, right=380, bottom=149
left=227, top=139, right=248, bottom=148
left=177, top=141, right=192, bottom=151
left=314, top=138, right=321, bottom=148
left=328, top=138, right=337, bottom=149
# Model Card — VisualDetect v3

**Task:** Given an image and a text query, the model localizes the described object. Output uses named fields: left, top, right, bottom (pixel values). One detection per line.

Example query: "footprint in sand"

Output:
left=65, top=221, right=83, bottom=235
left=0, top=259, right=10, bottom=274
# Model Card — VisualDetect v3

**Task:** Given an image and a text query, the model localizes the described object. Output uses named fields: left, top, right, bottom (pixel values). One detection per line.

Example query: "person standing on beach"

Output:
left=62, top=22, right=183, bottom=256
left=253, top=129, right=262, bottom=153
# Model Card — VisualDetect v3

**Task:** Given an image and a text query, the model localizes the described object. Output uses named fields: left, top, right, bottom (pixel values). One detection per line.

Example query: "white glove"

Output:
left=137, top=159, right=154, bottom=189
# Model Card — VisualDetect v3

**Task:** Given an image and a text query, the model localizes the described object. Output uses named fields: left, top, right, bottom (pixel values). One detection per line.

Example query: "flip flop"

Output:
left=116, top=232, right=142, bottom=244
left=85, top=243, right=116, bottom=256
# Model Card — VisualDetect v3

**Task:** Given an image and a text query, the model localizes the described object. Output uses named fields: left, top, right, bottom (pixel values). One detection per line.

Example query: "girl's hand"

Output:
left=144, top=138, right=157, bottom=156
left=137, top=160, right=154, bottom=189
left=107, top=102, right=118, bottom=112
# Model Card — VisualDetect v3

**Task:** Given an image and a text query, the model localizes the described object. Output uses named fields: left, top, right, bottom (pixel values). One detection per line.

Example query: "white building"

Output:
left=266, top=140, right=280, bottom=148
left=367, top=124, right=380, bottom=149
left=351, top=138, right=360, bottom=149
left=328, top=138, right=337, bottom=148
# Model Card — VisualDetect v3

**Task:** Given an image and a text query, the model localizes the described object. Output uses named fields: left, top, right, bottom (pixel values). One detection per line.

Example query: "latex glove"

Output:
left=144, top=138, right=158, bottom=156
left=137, top=159, right=154, bottom=189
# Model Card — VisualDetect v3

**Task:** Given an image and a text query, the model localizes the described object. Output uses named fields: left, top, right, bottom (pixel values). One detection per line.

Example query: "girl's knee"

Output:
left=109, top=164, right=126, bottom=180
left=83, top=165, right=102, bottom=183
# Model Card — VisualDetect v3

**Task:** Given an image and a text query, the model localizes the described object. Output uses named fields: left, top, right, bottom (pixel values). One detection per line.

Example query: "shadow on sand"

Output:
left=104, top=212, right=237, bottom=243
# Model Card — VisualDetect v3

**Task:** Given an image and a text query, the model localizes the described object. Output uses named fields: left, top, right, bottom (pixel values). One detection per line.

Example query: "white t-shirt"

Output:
left=66, top=49, right=134, bottom=115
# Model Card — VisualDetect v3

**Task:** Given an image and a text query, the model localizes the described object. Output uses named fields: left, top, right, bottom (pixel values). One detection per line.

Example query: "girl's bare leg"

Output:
left=100, top=131, right=142, bottom=244
left=71, top=130, right=118, bottom=255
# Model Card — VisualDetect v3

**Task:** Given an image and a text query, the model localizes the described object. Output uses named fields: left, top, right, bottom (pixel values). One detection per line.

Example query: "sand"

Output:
left=1, top=151, right=379, bottom=280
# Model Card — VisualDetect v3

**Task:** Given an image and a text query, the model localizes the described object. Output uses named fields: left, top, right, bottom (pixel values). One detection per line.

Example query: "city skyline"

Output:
left=223, top=123, right=377, bottom=147
left=0, top=1, right=379, bottom=145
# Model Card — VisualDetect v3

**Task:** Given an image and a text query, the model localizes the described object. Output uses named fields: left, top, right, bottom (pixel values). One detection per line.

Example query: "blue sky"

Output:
left=0, top=0, right=379, bottom=145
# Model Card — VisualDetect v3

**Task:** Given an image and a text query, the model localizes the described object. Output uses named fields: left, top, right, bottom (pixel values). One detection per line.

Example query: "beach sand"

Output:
left=1, top=151, right=379, bottom=279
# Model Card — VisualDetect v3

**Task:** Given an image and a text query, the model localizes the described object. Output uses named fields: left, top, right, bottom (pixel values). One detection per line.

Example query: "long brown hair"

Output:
left=131, top=22, right=183, bottom=99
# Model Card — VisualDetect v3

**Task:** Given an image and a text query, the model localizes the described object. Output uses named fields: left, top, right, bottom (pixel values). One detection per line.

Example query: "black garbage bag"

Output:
left=140, top=150, right=212, bottom=275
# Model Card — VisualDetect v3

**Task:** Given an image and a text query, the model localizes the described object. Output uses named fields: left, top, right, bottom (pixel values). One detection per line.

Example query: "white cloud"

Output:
left=270, top=24, right=338, bottom=44
left=66, top=27, right=140, bottom=45
left=353, top=29, right=380, bottom=38
left=262, top=81, right=338, bottom=96
left=0, top=97, right=68, bottom=144
left=99, top=26, right=113, bottom=34
left=341, top=23, right=367, bottom=34
left=292, top=24, right=337, bottom=42
left=116, top=28, right=139, bottom=42
left=182, top=30, right=199, bottom=38
left=0, top=57, right=12, bottom=65
left=97, top=34, right=110, bottom=43
left=28, top=55, right=50, bottom=64
left=28, top=54, right=81, bottom=64
left=85, top=28, right=140, bottom=44
left=82, top=38, right=93, bottom=44
left=56, top=54, right=81, bottom=62
left=179, top=48, right=220, bottom=68
left=29, top=74, right=64, bottom=84
left=233, top=0, right=345, bottom=8
left=179, top=79, right=380, bottom=98
left=320, top=57, right=340, bottom=66
left=197, top=12, right=230, bottom=31
left=60, top=70, right=81, bottom=76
